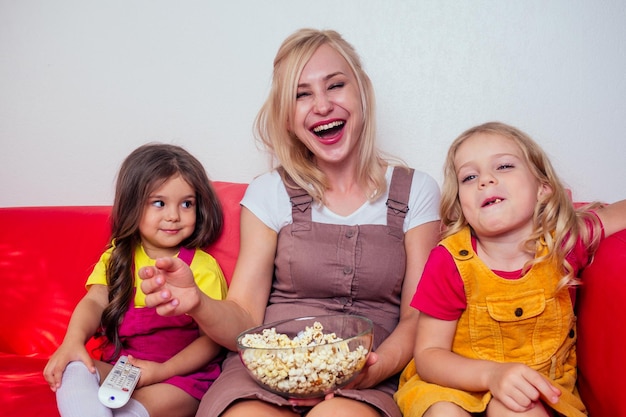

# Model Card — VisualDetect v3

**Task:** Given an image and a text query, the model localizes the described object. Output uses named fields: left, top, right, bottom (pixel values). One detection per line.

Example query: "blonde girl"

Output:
left=395, top=122, right=626, bottom=417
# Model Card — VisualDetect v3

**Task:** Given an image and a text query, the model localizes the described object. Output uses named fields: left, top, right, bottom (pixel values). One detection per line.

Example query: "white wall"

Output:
left=1, top=0, right=625, bottom=207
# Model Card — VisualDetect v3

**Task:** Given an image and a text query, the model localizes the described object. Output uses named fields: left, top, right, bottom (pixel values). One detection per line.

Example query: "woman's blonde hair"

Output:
left=254, top=28, right=387, bottom=203
left=440, top=121, right=602, bottom=288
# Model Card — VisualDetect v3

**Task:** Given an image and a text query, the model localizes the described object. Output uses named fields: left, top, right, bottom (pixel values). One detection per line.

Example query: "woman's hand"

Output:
left=286, top=351, right=379, bottom=410
left=139, top=256, right=201, bottom=316
left=341, top=351, right=379, bottom=390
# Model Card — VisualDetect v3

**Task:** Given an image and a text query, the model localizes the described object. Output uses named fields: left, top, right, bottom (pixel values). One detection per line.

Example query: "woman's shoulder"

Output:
left=242, top=169, right=291, bottom=232
left=393, top=165, right=441, bottom=213
left=246, top=169, right=285, bottom=194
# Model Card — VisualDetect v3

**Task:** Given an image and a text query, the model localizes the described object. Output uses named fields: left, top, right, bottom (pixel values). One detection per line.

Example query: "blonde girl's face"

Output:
left=291, top=43, right=364, bottom=170
left=138, top=174, right=196, bottom=259
left=454, top=133, right=550, bottom=240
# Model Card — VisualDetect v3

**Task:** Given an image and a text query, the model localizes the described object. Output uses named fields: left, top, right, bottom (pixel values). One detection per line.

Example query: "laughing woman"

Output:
left=139, top=28, right=441, bottom=417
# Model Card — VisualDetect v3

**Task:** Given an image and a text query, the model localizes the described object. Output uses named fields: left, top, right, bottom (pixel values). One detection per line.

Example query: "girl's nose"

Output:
left=165, top=207, right=180, bottom=221
left=479, top=175, right=497, bottom=188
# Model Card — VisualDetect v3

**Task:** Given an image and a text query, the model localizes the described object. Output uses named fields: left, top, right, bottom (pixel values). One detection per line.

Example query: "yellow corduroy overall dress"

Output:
left=395, top=227, right=586, bottom=417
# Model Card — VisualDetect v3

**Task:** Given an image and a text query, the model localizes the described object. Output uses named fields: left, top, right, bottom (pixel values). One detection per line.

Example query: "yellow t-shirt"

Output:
left=86, top=245, right=227, bottom=307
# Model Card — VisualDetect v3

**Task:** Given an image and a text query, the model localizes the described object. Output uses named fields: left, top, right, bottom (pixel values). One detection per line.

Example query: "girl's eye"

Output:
left=181, top=200, right=194, bottom=209
left=497, top=163, right=514, bottom=170
left=461, top=174, right=476, bottom=183
left=151, top=200, right=165, bottom=208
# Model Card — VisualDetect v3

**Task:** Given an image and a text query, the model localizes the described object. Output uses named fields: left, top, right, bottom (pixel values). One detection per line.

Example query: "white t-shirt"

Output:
left=241, top=166, right=441, bottom=233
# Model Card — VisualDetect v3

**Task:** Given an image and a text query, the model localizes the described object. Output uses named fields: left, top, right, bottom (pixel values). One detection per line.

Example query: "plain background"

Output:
left=1, top=1, right=625, bottom=207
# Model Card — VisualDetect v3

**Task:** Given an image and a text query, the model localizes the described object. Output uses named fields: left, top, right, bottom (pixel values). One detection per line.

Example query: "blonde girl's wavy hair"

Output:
left=254, top=28, right=387, bottom=203
left=440, top=122, right=602, bottom=288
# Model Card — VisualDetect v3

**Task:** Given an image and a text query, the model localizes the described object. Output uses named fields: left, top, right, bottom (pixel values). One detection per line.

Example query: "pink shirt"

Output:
left=411, top=234, right=594, bottom=321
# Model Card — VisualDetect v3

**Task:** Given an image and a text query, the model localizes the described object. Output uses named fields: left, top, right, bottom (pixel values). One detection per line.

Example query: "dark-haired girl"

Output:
left=44, top=143, right=227, bottom=417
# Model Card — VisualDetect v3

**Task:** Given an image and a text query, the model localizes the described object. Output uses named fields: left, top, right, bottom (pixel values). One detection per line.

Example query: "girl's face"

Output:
left=454, top=133, right=549, bottom=239
left=291, top=43, right=364, bottom=170
left=139, top=174, right=196, bottom=259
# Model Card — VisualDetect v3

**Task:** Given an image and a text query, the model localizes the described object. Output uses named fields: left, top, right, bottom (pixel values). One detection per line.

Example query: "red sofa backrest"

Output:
left=0, top=181, right=247, bottom=357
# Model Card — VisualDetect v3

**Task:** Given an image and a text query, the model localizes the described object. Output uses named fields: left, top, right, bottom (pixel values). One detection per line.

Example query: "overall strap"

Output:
left=177, top=247, right=196, bottom=266
left=280, top=168, right=314, bottom=223
left=386, top=167, right=414, bottom=229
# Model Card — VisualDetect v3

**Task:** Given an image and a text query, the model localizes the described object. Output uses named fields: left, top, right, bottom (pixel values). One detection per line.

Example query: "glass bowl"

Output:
left=236, top=314, right=373, bottom=399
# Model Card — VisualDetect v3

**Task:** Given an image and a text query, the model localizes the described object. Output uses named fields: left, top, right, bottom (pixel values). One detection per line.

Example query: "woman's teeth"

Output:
left=313, top=120, right=344, bottom=134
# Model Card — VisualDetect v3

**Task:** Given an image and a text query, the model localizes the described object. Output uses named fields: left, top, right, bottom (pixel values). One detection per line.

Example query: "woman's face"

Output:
left=291, top=43, right=364, bottom=170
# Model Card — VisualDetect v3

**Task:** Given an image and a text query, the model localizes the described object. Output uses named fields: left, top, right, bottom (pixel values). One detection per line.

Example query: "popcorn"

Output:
left=239, top=321, right=370, bottom=397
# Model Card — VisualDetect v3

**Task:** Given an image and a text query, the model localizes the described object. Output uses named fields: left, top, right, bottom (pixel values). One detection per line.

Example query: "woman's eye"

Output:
left=296, top=91, right=310, bottom=99
left=329, top=82, right=345, bottom=90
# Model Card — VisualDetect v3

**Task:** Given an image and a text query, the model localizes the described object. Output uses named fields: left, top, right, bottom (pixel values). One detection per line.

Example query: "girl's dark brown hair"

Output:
left=101, top=143, right=223, bottom=358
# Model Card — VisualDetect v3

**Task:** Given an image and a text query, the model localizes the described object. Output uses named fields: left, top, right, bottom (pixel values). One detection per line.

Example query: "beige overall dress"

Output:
left=198, top=167, right=414, bottom=417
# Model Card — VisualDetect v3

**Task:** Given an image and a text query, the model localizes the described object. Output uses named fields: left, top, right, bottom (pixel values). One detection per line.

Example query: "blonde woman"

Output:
left=140, top=28, right=441, bottom=417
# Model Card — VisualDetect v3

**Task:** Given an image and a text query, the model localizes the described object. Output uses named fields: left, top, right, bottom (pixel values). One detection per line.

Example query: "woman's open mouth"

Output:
left=312, top=120, right=345, bottom=139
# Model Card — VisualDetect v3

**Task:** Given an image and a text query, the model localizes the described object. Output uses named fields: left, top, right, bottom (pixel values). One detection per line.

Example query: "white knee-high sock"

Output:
left=56, top=361, right=113, bottom=417
left=114, top=399, right=150, bottom=417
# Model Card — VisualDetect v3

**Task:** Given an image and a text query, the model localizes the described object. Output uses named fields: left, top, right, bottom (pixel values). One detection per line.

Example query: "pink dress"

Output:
left=100, top=247, right=224, bottom=400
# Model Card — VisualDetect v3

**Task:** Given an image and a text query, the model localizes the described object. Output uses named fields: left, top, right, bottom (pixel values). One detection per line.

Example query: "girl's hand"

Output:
left=487, top=362, right=561, bottom=412
left=139, top=256, right=201, bottom=316
left=126, top=355, right=167, bottom=388
left=43, top=344, right=95, bottom=392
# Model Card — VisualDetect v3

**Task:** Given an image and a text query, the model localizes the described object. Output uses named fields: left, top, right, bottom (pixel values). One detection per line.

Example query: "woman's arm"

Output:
left=595, top=199, right=626, bottom=238
left=357, top=220, right=441, bottom=387
left=140, top=207, right=277, bottom=351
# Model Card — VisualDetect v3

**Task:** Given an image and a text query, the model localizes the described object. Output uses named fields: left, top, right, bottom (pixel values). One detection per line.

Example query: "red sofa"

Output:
left=0, top=180, right=624, bottom=416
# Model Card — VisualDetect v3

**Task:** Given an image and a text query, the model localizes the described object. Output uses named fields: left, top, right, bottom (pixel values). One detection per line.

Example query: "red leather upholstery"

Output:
left=577, top=228, right=626, bottom=416
left=0, top=183, right=621, bottom=416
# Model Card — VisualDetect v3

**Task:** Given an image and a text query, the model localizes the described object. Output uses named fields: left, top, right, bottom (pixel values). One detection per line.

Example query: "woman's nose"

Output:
left=313, top=93, right=333, bottom=114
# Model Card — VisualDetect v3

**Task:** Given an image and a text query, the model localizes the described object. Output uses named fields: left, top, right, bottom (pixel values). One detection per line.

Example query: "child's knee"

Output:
left=62, top=361, right=100, bottom=383
left=424, top=401, right=471, bottom=417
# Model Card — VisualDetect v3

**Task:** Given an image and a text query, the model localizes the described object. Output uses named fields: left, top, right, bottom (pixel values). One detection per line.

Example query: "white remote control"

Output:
left=98, top=355, right=141, bottom=408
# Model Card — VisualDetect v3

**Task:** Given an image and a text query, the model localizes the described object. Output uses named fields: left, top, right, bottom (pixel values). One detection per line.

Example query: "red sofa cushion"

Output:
left=0, top=205, right=113, bottom=356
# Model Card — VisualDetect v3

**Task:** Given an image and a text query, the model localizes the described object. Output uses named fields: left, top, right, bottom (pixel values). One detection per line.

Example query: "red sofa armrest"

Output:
left=577, top=228, right=626, bottom=416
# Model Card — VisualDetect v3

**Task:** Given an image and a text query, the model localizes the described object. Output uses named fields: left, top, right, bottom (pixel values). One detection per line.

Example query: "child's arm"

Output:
left=127, top=333, right=222, bottom=387
left=43, top=284, right=109, bottom=391
left=414, top=313, right=560, bottom=413
left=595, top=199, right=626, bottom=238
